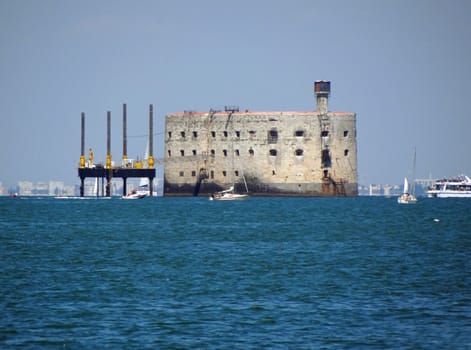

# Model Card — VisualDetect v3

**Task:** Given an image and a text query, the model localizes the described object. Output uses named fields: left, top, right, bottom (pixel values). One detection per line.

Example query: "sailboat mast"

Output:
left=411, top=147, right=416, bottom=195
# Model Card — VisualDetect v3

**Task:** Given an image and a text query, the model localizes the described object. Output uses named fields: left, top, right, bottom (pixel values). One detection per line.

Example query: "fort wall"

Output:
left=164, top=82, right=358, bottom=196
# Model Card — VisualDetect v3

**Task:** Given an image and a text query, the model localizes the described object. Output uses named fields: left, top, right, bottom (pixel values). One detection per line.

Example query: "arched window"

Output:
left=295, top=149, right=304, bottom=156
left=249, top=148, right=254, bottom=156
left=344, top=149, right=349, bottom=156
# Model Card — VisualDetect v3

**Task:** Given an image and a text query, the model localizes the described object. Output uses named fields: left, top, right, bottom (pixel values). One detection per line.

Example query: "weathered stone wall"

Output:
left=164, top=110, right=357, bottom=196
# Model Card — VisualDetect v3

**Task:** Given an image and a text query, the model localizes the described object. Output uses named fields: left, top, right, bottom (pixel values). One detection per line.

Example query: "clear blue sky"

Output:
left=1, top=0, right=470, bottom=188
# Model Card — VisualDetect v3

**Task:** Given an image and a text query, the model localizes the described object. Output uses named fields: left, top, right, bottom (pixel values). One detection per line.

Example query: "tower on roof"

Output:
left=314, top=80, right=331, bottom=114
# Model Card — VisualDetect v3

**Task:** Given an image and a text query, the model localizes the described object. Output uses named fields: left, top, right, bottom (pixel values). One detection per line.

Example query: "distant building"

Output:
left=17, top=181, right=76, bottom=196
left=49, top=181, right=64, bottom=196
left=18, top=181, right=33, bottom=196
left=164, top=81, right=358, bottom=196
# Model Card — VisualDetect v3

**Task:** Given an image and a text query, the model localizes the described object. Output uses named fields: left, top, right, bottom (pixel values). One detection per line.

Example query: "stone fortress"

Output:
left=164, top=81, right=358, bottom=196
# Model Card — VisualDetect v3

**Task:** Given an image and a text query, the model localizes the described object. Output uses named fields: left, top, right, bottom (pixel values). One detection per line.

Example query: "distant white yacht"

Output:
left=427, top=175, right=471, bottom=198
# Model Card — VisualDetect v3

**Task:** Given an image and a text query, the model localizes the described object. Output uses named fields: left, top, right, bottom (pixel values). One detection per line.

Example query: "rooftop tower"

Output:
left=314, top=80, right=330, bottom=114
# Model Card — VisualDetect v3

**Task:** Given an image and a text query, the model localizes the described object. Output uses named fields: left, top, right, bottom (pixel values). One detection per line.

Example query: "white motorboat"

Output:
left=122, top=186, right=147, bottom=199
left=427, top=175, right=471, bottom=198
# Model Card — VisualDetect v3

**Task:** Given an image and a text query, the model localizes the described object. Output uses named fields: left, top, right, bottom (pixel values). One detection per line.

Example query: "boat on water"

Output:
left=397, top=177, right=417, bottom=204
left=122, top=190, right=147, bottom=199
left=122, top=184, right=148, bottom=199
left=122, top=143, right=153, bottom=200
left=209, top=136, right=249, bottom=201
left=397, top=148, right=417, bottom=204
left=209, top=186, right=248, bottom=201
left=427, top=175, right=471, bottom=198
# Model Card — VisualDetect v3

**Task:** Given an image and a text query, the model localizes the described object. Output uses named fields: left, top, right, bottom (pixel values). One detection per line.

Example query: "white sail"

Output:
left=397, top=148, right=418, bottom=204
left=93, top=177, right=99, bottom=196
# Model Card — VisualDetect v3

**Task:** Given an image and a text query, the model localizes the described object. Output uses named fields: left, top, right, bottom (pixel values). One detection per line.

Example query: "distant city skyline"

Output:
left=2, top=176, right=435, bottom=197
left=1, top=0, right=470, bottom=188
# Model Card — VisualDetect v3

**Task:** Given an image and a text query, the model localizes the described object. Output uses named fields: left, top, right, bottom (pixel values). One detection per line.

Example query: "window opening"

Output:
left=344, top=130, right=349, bottom=137
left=295, top=149, right=304, bottom=156
left=193, top=131, right=198, bottom=138
left=268, top=129, right=278, bottom=143
left=181, top=131, right=186, bottom=138
left=269, top=149, right=277, bottom=156
left=295, top=130, right=304, bottom=137
left=321, top=149, right=331, bottom=167
left=180, top=150, right=185, bottom=156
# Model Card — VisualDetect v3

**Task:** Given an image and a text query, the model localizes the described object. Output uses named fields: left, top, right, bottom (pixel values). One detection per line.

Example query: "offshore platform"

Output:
left=78, top=104, right=156, bottom=197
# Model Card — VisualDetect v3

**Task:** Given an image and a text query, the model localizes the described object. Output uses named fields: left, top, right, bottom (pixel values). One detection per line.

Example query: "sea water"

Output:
left=0, top=196, right=470, bottom=349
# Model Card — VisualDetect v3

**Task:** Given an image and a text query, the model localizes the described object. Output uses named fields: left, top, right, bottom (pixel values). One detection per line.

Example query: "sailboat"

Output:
left=209, top=185, right=249, bottom=201
left=209, top=137, right=249, bottom=201
left=397, top=148, right=418, bottom=204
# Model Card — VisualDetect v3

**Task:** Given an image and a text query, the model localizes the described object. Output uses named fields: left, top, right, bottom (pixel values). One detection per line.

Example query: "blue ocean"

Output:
left=1, top=196, right=470, bottom=349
